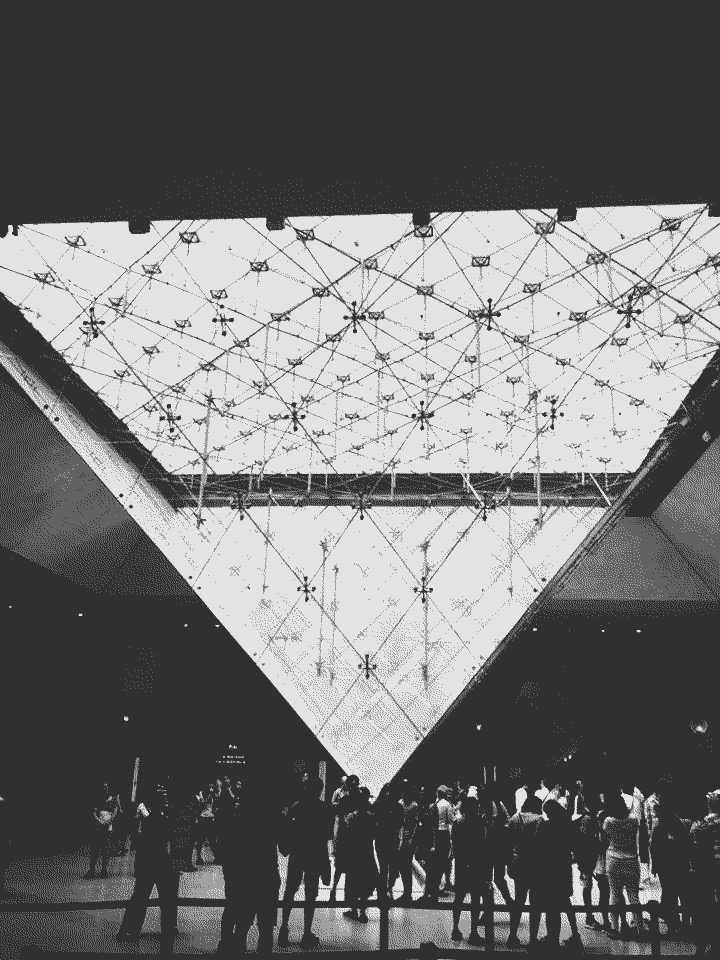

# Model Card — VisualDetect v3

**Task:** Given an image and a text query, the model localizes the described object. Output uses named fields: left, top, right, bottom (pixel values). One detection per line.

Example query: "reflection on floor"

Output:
left=0, top=846, right=696, bottom=956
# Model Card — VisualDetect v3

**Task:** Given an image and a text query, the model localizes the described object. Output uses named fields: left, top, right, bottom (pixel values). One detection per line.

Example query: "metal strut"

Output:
left=196, top=393, right=213, bottom=528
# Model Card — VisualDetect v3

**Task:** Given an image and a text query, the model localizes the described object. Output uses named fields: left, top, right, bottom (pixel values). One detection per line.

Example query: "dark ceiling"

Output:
left=1, top=27, right=714, bottom=227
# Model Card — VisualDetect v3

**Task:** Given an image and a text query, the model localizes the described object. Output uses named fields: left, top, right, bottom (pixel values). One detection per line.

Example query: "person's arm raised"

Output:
left=630, top=786, right=645, bottom=822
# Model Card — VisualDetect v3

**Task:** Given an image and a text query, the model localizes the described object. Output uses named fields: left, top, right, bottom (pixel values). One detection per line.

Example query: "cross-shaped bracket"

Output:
left=412, top=400, right=435, bottom=431
left=283, top=402, right=306, bottom=432
left=414, top=575, right=434, bottom=603
left=358, top=654, right=377, bottom=680
left=160, top=404, right=181, bottom=435
left=297, top=575, right=316, bottom=602
left=344, top=301, right=366, bottom=334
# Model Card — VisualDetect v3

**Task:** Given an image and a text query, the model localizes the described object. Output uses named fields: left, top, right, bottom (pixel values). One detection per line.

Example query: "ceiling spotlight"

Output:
left=691, top=720, right=709, bottom=734
left=266, top=216, right=286, bottom=232
left=556, top=204, right=577, bottom=222
left=123, top=715, right=129, bottom=722
left=532, top=627, right=538, bottom=632
left=636, top=628, right=642, bottom=633
left=128, top=219, right=151, bottom=235
left=476, top=723, right=482, bottom=732
left=412, top=210, right=431, bottom=228
left=78, top=612, right=83, bottom=617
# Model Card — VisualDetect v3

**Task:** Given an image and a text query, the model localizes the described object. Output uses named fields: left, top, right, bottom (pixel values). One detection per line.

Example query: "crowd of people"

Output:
left=79, top=769, right=720, bottom=954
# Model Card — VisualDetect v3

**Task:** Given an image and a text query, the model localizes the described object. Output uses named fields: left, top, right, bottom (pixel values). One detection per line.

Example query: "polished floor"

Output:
left=0, top=845, right=697, bottom=956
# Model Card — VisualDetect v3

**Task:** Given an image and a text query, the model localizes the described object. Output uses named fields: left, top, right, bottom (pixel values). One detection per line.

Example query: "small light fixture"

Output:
left=691, top=720, right=709, bottom=734
left=702, top=430, right=712, bottom=442
left=601, top=628, right=605, bottom=632
left=556, top=204, right=577, bottom=222
left=532, top=627, right=538, bottom=632
left=123, top=715, right=129, bottom=722
left=78, top=612, right=83, bottom=617
left=476, top=724, right=482, bottom=732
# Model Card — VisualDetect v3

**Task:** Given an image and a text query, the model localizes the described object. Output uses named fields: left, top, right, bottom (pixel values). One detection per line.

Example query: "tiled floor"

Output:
left=0, top=846, right=697, bottom=956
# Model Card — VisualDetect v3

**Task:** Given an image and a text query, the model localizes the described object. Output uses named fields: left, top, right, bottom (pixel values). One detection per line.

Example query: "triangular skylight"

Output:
left=1, top=207, right=718, bottom=792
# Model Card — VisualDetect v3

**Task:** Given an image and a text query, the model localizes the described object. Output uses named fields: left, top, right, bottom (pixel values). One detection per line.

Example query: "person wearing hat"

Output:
left=690, top=788, right=720, bottom=956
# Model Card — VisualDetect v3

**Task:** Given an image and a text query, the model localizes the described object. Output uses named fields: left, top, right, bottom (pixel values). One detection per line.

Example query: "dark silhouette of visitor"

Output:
left=532, top=790, right=583, bottom=950
left=116, top=783, right=182, bottom=949
left=217, top=766, right=281, bottom=954
left=0, top=792, right=10, bottom=897
left=330, top=774, right=360, bottom=902
left=85, top=781, right=120, bottom=880
left=343, top=786, right=378, bottom=923
left=602, top=785, right=645, bottom=939
left=650, top=782, right=692, bottom=936
left=394, top=782, right=419, bottom=902
left=373, top=782, right=403, bottom=900
left=278, top=773, right=332, bottom=949
left=690, top=787, right=720, bottom=956
left=506, top=793, right=544, bottom=948
left=450, top=795, right=492, bottom=946
left=572, top=792, right=605, bottom=931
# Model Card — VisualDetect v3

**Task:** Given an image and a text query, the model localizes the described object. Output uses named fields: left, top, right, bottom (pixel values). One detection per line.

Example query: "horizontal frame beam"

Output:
left=168, top=471, right=631, bottom=509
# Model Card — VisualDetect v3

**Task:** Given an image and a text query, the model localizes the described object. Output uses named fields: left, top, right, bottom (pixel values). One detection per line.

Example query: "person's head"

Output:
left=603, top=789, right=630, bottom=819
left=358, top=786, right=371, bottom=809
left=521, top=794, right=543, bottom=815
left=340, top=776, right=348, bottom=790
left=400, top=780, right=413, bottom=802
left=436, top=785, right=448, bottom=801
left=707, top=790, right=720, bottom=816
left=346, top=775, right=360, bottom=793
left=301, top=774, right=323, bottom=798
left=543, top=798, right=566, bottom=822
left=458, top=795, right=479, bottom=819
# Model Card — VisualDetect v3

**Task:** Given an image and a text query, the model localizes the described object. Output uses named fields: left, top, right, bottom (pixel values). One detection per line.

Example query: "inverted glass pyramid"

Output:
left=1, top=206, right=718, bottom=792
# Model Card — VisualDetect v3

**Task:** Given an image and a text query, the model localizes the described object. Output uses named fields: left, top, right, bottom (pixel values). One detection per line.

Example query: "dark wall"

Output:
left=403, top=603, right=718, bottom=817
left=0, top=548, right=339, bottom=855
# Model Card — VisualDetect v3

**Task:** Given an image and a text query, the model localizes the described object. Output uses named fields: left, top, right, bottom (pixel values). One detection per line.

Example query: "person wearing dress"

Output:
left=343, top=787, right=378, bottom=923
